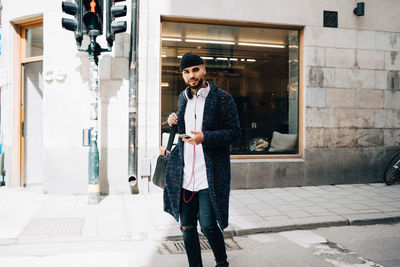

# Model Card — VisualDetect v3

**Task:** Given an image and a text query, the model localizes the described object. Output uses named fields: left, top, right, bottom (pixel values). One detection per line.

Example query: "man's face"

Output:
left=182, top=64, right=206, bottom=89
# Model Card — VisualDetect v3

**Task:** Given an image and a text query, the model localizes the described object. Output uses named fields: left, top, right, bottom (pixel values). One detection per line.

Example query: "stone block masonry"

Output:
left=305, top=26, right=400, bottom=150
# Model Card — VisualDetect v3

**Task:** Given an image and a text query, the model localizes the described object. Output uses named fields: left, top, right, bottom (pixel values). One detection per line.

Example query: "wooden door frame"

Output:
left=13, top=17, right=43, bottom=186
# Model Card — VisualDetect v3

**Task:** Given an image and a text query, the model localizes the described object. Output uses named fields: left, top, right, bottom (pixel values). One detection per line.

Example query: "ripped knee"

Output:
left=180, top=226, right=195, bottom=231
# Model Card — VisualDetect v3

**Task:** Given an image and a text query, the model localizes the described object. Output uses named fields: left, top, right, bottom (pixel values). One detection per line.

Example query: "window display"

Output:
left=161, top=21, right=299, bottom=155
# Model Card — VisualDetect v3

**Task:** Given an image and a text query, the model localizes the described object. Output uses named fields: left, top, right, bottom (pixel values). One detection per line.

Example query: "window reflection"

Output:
left=161, top=22, right=299, bottom=155
left=26, top=26, right=43, bottom=58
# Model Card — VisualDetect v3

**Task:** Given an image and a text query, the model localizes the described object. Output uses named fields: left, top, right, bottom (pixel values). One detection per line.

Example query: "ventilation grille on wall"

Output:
left=324, top=11, right=338, bottom=28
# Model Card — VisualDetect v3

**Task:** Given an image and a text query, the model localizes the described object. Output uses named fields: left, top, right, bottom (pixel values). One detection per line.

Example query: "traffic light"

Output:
left=82, top=0, right=103, bottom=36
left=62, top=1, right=78, bottom=31
left=61, top=0, right=83, bottom=46
left=106, top=0, right=127, bottom=47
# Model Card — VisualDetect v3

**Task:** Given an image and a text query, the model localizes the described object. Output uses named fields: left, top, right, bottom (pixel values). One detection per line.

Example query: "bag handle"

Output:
left=165, top=124, right=177, bottom=154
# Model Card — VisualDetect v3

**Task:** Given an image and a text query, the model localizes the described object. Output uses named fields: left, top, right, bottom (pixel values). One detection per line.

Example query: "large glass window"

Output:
left=161, top=21, right=299, bottom=155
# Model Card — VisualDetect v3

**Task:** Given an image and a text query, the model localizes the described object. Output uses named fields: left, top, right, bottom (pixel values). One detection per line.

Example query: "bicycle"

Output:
left=383, top=151, right=400, bottom=185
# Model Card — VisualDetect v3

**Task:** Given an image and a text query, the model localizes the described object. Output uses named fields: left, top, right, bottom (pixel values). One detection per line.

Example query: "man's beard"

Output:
left=188, top=78, right=203, bottom=90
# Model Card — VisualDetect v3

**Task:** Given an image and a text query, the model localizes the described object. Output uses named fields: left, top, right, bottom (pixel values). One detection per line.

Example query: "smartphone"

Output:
left=179, top=134, right=191, bottom=139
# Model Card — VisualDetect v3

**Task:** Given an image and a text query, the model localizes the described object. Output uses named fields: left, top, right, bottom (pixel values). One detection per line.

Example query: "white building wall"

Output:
left=0, top=0, right=131, bottom=193
left=137, top=0, right=162, bottom=193
left=1, top=0, right=399, bottom=193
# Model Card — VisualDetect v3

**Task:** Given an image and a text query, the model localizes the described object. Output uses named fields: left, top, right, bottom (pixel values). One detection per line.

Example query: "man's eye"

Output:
left=193, top=68, right=199, bottom=72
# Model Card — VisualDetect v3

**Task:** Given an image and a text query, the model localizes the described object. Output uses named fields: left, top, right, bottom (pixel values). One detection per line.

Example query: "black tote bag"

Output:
left=153, top=125, right=177, bottom=189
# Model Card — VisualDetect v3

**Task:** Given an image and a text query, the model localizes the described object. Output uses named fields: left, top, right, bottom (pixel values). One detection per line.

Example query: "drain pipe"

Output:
left=128, top=0, right=139, bottom=194
left=0, top=141, right=5, bottom=186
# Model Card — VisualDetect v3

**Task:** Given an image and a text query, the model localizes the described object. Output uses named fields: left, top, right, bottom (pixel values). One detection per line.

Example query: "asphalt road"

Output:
left=0, top=223, right=399, bottom=267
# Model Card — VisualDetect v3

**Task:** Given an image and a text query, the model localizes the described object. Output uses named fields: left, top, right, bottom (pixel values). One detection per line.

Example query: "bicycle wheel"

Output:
left=383, top=151, right=400, bottom=185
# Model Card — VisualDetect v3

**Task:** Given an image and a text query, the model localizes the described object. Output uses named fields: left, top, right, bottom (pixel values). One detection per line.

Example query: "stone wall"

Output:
left=233, top=25, right=400, bottom=189
left=298, top=26, right=400, bottom=186
left=150, top=0, right=400, bottom=188
left=304, top=27, right=400, bottom=150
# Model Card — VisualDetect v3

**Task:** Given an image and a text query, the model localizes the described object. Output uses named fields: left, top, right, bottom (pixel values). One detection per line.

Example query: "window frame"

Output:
left=12, top=16, right=43, bottom=186
left=160, top=17, right=303, bottom=159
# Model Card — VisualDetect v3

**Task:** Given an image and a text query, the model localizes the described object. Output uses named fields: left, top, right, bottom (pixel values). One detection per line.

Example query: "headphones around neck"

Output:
left=184, top=86, right=208, bottom=100
left=185, top=87, right=194, bottom=100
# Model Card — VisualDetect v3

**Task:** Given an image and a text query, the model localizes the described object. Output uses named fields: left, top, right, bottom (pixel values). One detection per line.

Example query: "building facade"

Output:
left=0, top=0, right=399, bottom=194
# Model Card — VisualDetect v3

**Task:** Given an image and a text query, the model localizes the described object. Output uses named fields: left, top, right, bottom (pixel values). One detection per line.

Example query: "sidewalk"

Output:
left=0, top=183, right=399, bottom=244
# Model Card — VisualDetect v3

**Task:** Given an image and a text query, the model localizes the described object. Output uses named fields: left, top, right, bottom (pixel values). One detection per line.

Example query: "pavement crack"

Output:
left=313, top=240, right=384, bottom=267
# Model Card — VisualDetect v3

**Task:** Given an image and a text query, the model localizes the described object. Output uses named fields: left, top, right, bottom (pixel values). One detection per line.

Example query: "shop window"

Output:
left=161, top=21, right=300, bottom=156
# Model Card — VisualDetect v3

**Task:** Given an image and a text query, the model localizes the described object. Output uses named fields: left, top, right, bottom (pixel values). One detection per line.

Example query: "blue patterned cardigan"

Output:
left=163, top=82, right=241, bottom=230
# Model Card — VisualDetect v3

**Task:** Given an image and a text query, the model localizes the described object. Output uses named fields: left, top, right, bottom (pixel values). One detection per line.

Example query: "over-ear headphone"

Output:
left=185, top=87, right=193, bottom=100
left=184, top=86, right=208, bottom=100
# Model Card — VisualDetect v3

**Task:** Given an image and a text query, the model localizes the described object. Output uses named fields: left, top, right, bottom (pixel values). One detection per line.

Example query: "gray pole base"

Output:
left=88, top=192, right=100, bottom=204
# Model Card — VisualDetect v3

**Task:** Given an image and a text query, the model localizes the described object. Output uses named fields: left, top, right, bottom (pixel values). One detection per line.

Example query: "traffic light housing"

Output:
left=62, top=0, right=127, bottom=50
left=106, top=0, right=127, bottom=47
left=61, top=0, right=83, bottom=46
left=82, top=0, right=104, bottom=37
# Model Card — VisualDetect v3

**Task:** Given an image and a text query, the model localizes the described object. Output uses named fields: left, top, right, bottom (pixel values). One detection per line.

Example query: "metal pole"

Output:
left=88, top=36, right=101, bottom=203
left=128, top=0, right=139, bottom=194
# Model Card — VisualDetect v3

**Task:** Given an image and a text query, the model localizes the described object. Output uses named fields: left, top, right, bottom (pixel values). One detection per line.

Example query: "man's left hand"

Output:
left=183, top=131, right=204, bottom=145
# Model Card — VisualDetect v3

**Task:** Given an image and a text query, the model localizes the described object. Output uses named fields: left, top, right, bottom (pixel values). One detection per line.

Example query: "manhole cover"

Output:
left=19, top=218, right=85, bottom=237
left=163, top=238, right=240, bottom=254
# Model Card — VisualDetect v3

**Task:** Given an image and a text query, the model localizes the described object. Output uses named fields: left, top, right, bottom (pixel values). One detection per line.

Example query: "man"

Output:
left=164, top=52, right=241, bottom=267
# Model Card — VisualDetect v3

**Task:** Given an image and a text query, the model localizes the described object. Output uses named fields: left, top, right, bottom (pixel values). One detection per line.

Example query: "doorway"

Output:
left=17, top=19, right=43, bottom=186
left=22, top=61, right=43, bottom=186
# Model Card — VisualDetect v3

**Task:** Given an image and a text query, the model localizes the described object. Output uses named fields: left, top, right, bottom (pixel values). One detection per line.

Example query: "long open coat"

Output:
left=163, top=82, right=241, bottom=230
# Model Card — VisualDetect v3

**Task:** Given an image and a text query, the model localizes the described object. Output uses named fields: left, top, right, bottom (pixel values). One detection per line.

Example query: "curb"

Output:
left=156, top=214, right=400, bottom=240
left=229, top=215, right=400, bottom=237
left=232, top=220, right=348, bottom=236
left=346, top=214, right=400, bottom=226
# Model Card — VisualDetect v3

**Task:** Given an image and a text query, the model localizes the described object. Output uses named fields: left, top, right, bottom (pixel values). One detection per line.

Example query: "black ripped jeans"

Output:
left=180, top=188, right=227, bottom=267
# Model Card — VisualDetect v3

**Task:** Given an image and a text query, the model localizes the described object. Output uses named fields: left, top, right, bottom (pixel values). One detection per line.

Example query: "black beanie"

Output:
left=180, top=53, right=204, bottom=71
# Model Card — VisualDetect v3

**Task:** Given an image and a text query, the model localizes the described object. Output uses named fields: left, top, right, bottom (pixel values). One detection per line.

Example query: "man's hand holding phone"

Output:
left=179, top=134, right=191, bottom=139
left=181, top=131, right=204, bottom=145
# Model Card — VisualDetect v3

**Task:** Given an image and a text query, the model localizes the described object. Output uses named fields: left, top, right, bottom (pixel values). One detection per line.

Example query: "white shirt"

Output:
left=182, top=84, right=210, bottom=191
